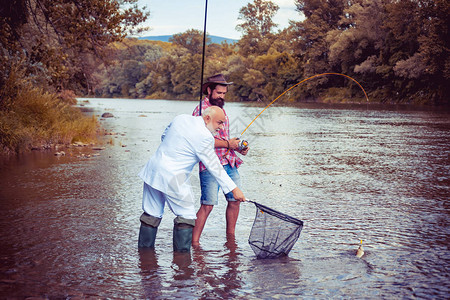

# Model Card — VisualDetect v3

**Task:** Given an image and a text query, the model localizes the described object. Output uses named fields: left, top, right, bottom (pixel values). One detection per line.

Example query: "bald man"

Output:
left=138, top=106, right=246, bottom=252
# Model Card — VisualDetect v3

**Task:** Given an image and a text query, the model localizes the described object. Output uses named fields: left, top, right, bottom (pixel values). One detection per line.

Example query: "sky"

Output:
left=136, top=0, right=303, bottom=40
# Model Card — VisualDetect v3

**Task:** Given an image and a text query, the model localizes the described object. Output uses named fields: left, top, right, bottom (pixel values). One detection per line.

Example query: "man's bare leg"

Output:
left=226, top=201, right=241, bottom=235
left=192, top=204, right=214, bottom=245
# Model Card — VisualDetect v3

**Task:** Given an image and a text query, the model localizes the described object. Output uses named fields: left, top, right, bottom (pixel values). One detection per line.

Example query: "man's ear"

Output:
left=207, top=86, right=211, bottom=95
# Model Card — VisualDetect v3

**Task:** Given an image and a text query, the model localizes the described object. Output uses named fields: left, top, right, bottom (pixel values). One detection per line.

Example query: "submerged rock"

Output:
left=101, top=112, right=114, bottom=118
left=72, top=141, right=88, bottom=147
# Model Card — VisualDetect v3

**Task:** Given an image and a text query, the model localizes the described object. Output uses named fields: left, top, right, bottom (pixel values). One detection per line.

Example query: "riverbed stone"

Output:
left=101, top=112, right=114, bottom=118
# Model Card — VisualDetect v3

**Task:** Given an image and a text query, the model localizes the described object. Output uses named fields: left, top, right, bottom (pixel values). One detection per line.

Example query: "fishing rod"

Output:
left=198, top=0, right=208, bottom=116
left=240, top=72, right=369, bottom=137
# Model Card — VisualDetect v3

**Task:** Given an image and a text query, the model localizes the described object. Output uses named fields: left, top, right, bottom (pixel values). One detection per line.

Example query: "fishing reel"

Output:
left=238, top=139, right=249, bottom=151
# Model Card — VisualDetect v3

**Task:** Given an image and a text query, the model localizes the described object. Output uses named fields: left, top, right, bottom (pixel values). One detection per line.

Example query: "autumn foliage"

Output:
left=93, top=0, right=449, bottom=105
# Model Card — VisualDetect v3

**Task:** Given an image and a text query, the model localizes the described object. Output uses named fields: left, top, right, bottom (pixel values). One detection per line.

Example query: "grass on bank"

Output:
left=0, top=85, right=99, bottom=155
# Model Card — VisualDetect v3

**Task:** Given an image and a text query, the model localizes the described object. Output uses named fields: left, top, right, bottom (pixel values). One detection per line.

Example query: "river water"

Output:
left=0, top=98, right=448, bottom=299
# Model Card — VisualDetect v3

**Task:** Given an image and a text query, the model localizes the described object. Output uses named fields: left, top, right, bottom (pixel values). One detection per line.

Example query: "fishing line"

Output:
left=198, top=0, right=208, bottom=116
left=239, top=73, right=368, bottom=258
left=240, top=73, right=369, bottom=136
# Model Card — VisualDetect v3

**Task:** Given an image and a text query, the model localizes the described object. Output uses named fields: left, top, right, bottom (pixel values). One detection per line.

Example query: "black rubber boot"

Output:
left=138, top=223, right=158, bottom=248
left=173, top=216, right=195, bottom=253
left=138, top=213, right=162, bottom=249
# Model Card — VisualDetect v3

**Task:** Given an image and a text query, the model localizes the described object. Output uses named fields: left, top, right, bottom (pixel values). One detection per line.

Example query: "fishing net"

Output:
left=248, top=201, right=304, bottom=259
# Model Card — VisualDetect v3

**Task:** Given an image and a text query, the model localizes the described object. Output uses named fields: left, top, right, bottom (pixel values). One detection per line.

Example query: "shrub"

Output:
left=58, top=89, right=78, bottom=105
left=0, top=84, right=99, bottom=155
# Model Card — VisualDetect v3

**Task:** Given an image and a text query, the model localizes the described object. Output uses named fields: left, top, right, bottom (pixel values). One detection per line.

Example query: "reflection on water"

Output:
left=138, top=249, right=162, bottom=298
left=0, top=98, right=449, bottom=298
left=190, top=236, right=245, bottom=299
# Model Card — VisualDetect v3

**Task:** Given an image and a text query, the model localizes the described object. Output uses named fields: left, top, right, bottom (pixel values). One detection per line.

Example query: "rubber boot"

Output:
left=173, top=216, right=195, bottom=253
left=138, top=223, right=158, bottom=248
left=138, top=213, right=162, bottom=249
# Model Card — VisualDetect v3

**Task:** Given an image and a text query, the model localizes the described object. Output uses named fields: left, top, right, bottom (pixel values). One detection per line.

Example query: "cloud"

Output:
left=273, top=0, right=298, bottom=8
left=273, top=0, right=303, bottom=27
left=138, top=0, right=303, bottom=39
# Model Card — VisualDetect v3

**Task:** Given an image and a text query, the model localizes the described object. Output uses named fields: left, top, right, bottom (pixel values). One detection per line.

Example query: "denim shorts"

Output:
left=200, top=164, right=241, bottom=205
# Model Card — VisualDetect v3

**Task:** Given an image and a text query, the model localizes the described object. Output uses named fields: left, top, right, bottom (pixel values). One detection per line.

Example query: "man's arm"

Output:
left=196, top=137, right=238, bottom=194
left=214, top=138, right=249, bottom=155
left=214, top=137, right=240, bottom=149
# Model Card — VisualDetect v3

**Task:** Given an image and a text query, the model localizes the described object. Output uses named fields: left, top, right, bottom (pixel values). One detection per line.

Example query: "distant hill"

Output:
left=138, top=35, right=238, bottom=44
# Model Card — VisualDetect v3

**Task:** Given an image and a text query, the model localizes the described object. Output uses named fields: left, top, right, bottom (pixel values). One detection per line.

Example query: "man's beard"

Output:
left=209, top=94, right=224, bottom=108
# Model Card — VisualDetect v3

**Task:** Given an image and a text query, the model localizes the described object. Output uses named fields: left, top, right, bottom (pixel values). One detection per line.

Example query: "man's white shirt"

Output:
left=139, top=114, right=236, bottom=205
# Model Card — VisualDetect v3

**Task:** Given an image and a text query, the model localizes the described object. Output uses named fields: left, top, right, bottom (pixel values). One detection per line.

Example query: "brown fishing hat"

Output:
left=202, top=74, right=233, bottom=95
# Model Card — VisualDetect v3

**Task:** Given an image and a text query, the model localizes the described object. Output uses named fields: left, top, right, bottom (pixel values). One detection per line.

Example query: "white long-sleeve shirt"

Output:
left=138, top=115, right=236, bottom=204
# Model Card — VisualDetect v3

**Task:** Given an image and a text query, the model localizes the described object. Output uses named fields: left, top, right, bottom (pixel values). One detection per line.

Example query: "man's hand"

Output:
left=228, top=137, right=240, bottom=150
left=231, top=187, right=246, bottom=202
left=238, top=147, right=249, bottom=155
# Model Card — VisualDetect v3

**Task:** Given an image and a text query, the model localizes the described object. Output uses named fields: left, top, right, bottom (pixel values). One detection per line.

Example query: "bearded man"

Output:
left=192, top=74, right=249, bottom=246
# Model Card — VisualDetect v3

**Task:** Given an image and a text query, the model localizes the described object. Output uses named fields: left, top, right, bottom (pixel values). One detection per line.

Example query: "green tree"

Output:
left=326, top=0, right=386, bottom=100
left=170, top=29, right=209, bottom=55
left=291, top=0, right=346, bottom=99
left=237, top=0, right=279, bottom=36
left=224, top=54, right=249, bottom=101
left=236, top=0, right=279, bottom=56
left=389, top=0, right=449, bottom=104
left=95, top=40, right=165, bottom=98
left=232, top=0, right=281, bottom=100
left=1, top=0, right=149, bottom=97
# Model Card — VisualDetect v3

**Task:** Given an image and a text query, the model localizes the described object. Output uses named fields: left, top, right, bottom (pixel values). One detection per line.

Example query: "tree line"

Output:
left=0, top=0, right=448, bottom=153
left=93, top=0, right=449, bottom=105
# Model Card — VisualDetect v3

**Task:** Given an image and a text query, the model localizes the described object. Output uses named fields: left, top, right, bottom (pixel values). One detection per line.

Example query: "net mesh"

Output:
left=248, top=201, right=304, bottom=259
